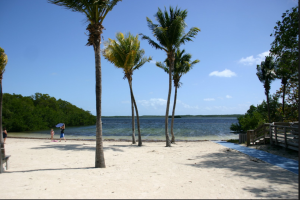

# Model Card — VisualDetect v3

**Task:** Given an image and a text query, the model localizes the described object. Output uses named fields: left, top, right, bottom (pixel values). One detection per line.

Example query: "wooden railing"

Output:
left=245, top=122, right=299, bottom=151
left=270, top=122, right=299, bottom=151
left=246, top=123, right=270, bottom=146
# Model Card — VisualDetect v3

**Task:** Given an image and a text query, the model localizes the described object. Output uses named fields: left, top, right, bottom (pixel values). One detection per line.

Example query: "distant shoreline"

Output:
left=102, top=114, right=243, bottom=118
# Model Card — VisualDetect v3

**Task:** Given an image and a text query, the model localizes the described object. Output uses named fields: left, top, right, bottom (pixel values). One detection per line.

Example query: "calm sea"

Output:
left=9, top=117, right=239, bottom=141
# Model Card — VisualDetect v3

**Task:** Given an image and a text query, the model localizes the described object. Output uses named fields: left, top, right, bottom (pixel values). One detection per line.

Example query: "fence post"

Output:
left=275, top=126, right=278, bottom=145
left=284, top=127, right=287, bottom=149
left=246, top=130, right=251, bottom=146
left=270, top=126, right=273, bottom=145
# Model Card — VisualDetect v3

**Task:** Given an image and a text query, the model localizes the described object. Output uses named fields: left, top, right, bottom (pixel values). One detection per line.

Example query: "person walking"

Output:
left=50, top=129, right=56, bottom=142
left=60, top=124, right=66, bottom=142
left=2, top=127, right=7, bottom=144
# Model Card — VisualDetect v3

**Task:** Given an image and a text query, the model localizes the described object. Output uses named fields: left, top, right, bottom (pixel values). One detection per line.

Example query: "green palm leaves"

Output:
left=140, top=6, right=200, bottom=53
left=156, top=49, right=199, bottom=87
left=103, top=32, right=152, bottom=76
left=0, top=47, right=8, bottom=75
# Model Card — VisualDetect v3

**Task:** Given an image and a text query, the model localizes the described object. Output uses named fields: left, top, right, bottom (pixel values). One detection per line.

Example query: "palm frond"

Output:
left=180, top=27, right=200, bottom=45
left=156, top=61, right=169, bottom=73
left=139, top=34, right=166, bottom=51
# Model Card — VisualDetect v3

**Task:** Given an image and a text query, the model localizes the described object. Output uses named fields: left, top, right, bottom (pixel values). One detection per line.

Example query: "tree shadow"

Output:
left=4, top=167, right=95, bottom=174
left=184, top=148, right=298, bottom=198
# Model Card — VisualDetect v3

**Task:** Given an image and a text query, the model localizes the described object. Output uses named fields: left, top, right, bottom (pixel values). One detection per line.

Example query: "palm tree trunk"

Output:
left=170, top=85, right=178, bottom=143
left=266, top=92, right=271, bottom=123
left=0, top=76, right=3, bottom=173
left=128, top=79, right=142, bottom=146
left=94, top=39, right=105, bottom=168
left=130, top=80, right=136, bottom=144
left=165, top=53, right=174, bottom=147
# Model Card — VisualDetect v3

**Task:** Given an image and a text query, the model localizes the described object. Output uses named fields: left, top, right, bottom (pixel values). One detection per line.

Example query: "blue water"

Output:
left=10, top=117, right=239, bottom=141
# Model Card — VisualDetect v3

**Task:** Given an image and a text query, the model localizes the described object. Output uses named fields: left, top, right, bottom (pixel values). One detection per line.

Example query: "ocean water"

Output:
left=8, top=117, right=239, bottom=141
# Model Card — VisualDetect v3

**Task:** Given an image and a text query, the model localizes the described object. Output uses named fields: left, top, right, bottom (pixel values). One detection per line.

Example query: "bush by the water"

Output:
left=3, top=93, right=96, bottom=132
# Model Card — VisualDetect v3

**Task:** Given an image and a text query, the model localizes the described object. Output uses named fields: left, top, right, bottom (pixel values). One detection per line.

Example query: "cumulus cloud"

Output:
left=209, top=69, right=237, bottom=77
left=238, top=51, right=270, bottom=66
left=204, top=98, right=215, bottom=101
left=177, top=100, right=199, bottom=109
left=226, top=95, right=232, bottom=99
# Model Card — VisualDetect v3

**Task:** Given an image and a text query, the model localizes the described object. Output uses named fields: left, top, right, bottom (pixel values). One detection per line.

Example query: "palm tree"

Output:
left=48, top=0, right=121, bottom=168
left=102, top=32, right=152, bottom=146
left=256, top=56, right=276, bottom=123
left=156, top=49, right=199, bottom=143
left=0, top=47, right=8, bottom=173
left=140, top=6, right=200, bottom=147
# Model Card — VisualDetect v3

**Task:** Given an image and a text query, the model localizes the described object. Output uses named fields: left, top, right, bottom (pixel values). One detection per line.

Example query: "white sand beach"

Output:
left=0, top=138, right=298, bottom=199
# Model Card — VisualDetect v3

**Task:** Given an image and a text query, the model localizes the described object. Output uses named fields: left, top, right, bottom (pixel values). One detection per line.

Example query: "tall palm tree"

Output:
left=156, top=49, right=199, bottom=143
left=140, top=6, right=200, bottom=147
left=102, top=32, right=152, bottom=146
left=256, top=56, right=276, bottom=123
left=0, top=47, right=8, bottom=173
left=48, top=0, right=121, bottom=168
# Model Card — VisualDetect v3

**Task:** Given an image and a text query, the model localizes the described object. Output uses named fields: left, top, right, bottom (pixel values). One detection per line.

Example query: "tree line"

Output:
left=231, top=6, right=298, bottom=133
left=2, top=93, right=96, bottom=132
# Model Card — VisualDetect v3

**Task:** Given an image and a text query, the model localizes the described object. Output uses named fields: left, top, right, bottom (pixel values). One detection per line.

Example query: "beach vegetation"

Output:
left=156, top=48, right=199, bottom=143
left=0, top=47, right=8, bottom=144
left=270, top=6, right=298, bottom=120
left=2, top=93, right=96, bottom=132
left=48, top=0, right=122, bottom=168
left=140, top=6, right=200, bottom=147
left=256, top=56, right=276, bottom=123
left=102, top=32, right=152, bottom=146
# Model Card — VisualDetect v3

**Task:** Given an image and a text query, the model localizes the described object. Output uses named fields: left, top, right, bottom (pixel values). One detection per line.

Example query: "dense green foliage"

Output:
left=230, top=95, right=283, bottom=132
left=3, top=93, right=96, bottom=132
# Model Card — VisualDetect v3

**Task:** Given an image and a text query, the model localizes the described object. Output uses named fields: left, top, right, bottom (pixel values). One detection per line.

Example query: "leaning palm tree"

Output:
left=0, top=47, right=8, bottom=173
left=256, top=56, right=276, bottom=123
left=48, top=0, right=121, bottom=168
left=102, top=32, right=151, bottom=146
left=156, top=49, right=199, bottom=143
left=140, top=6, right=200, bottom=147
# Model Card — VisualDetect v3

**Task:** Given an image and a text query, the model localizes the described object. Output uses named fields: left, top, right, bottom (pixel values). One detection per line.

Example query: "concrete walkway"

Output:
left=214, top=141, right=299, bottom=174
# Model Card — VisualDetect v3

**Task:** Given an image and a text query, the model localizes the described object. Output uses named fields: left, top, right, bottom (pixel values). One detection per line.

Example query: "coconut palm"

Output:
left=256, top=56, right=276, bottom=123
left=0, top=47, right=8, bottom=173
left=156, top=49, right=199, bottom=143
left=48, top=0, right=121, bottom=168
left=140, top=6, right=200, bottom=147
left=102, top=32, right=152, bottom=146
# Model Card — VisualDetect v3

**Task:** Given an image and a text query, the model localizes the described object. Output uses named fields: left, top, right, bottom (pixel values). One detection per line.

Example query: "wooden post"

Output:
left=246, top=131, right=251, bottom=146
left=0, top=143, right=3, bottom=173
left=284, top=127, right=287, bottom=149
left=275, top=126, right=278, bottom=145
left=270, top=126, right=273, bottom=145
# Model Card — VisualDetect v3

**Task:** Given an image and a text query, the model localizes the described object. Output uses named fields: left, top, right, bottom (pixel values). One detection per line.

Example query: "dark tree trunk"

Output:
left=170, top=85, right=178, bottom=143
left=128, top=79, right=142, bottom=146
left=266, top=92, right=271, bottom=123
left=282, top=81, right=287, bottom=121
left=0, top=76, right=3, bottom=173
left=130, top=80, right=136, bottom=144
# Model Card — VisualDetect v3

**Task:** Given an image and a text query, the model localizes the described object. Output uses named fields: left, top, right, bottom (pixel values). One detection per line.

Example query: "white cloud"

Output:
left=177, top=100, right=199, bottom=109
left=209, top=69, right=237, bottom=77
left=226, top=95, right=232, bottom=99
left=137, top=98, right=166, bottom=109
left=204, top=98, right=215, bottom=101
left=238, top=51, right=270, bottom=66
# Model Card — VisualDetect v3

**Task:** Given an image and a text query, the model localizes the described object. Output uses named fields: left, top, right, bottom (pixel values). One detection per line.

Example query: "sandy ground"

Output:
left=0, top=138, right=298, bottom=199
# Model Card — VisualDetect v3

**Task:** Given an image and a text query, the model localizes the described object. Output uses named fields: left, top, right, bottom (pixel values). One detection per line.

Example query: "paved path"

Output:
left=214, top=141, right=299, bottom=174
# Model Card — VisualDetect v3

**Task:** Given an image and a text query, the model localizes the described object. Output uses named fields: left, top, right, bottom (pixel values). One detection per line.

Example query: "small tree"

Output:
left=0, top=47, right=8, bottom=173
left=156, top=49, right=199, bottom=143
left=102, top=32, right=152, bottom=146
left=140, top=6, right=200, bottom=147
left=256, top=56, right=276, bottom=123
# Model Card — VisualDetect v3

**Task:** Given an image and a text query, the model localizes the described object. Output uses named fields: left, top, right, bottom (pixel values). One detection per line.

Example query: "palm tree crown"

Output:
left=0, top=47, right=8, bottom=76
left=156, top=49, right=199, bottom=87
left=256, top=56, right=276, bottom=95
left=103, top=32, right=152, bottom=80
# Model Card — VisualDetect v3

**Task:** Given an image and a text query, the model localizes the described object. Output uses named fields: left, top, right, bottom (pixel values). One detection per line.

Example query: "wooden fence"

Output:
left=270, top=122, right=299, bottom=151
left=246, top=123, right=271, bottom=146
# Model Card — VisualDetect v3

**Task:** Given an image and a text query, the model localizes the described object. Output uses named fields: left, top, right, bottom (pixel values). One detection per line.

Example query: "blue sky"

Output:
left=0, top=0, right=298, bottom=116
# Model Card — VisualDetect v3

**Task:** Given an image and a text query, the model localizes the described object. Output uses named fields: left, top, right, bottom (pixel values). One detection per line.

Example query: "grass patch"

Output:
left=226, top=139, right=239, bottom=144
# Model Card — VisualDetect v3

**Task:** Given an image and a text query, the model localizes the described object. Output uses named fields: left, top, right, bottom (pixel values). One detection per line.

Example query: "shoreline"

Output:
left=0, top=138, right=298, bottom=199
